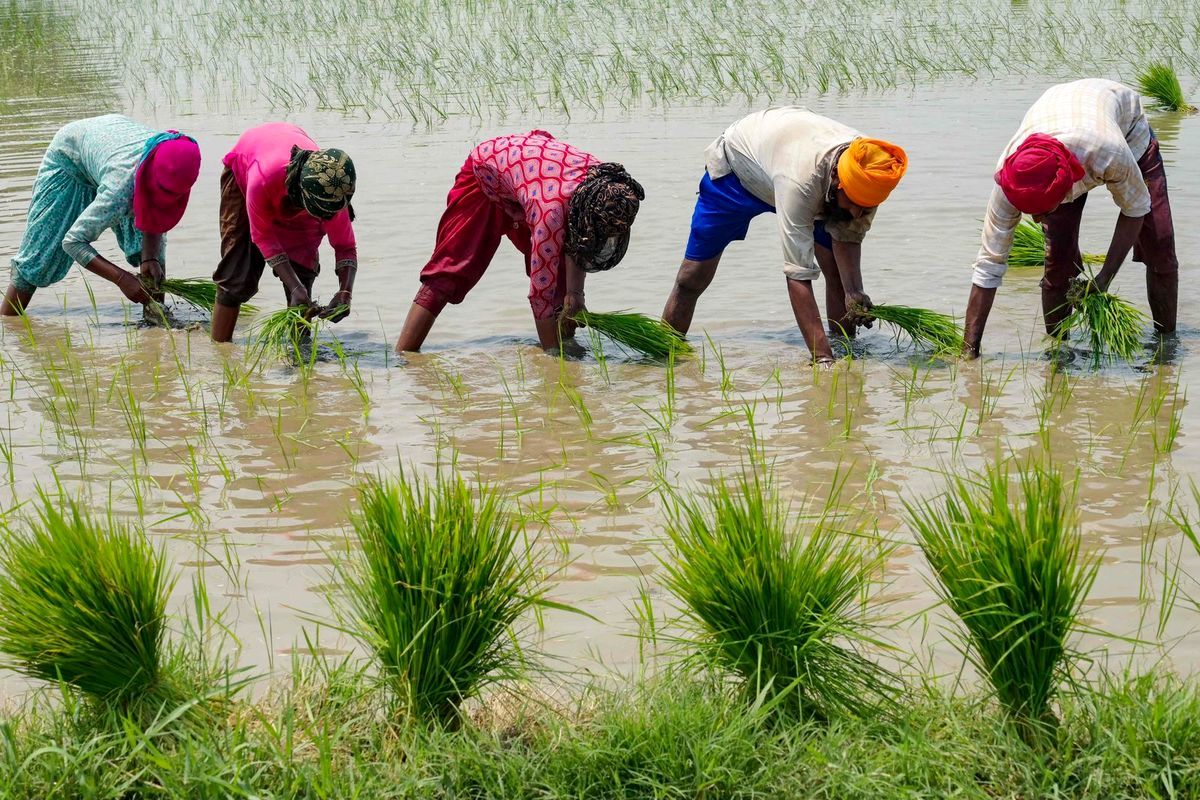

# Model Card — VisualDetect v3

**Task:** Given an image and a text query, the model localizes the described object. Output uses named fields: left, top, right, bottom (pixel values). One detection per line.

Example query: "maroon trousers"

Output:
left=1039, top=137, right=1178, bottom=333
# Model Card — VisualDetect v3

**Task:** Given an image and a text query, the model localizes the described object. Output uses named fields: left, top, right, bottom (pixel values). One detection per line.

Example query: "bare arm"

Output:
left=1092, top=213, right=1146, bottom=292
left=786, top=279, right=835, bottom=362
left=832, top=239, right=869, bottom=308
left=962, top=284, right=997, bottom=359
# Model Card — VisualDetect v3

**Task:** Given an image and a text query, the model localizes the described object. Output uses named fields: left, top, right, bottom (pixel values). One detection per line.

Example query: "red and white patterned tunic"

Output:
left=469, top=131, right=599, bottom=319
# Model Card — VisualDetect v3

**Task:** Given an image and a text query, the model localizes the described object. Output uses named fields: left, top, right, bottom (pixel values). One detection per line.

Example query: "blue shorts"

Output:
left=684, top=171, right=831, bottom=261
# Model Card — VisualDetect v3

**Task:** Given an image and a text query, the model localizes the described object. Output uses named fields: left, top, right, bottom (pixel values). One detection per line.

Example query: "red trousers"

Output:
left=1040, top=137, right=1178, bottom=330
left=414, top=158, right=532, bottom=315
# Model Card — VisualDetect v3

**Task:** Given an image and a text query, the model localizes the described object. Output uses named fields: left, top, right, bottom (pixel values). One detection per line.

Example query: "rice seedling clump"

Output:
left=659, top=467, right=895, bottom=721
left=905, top=461, right=1099, bottom=742
left=336, top=471, right=549, bottom=723
left=1060, top=280, right=1147, bottom=362
left=0, top=496, right=175, bottom=707
left=866, top=304, right=965, bottom=355
left=1136, top=62, right=1197, bottom=113
left=573, top=310, right=692, bottom=359
left=247, top=305, right=345, bottom=366
left=1009, top=218, right=1104, bottom=268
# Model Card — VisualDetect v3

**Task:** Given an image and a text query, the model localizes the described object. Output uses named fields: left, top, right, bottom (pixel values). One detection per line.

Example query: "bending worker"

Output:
left=660, top=106, right=908, bottom=364
left=3, top=114, right=201, bottom=315
left=211, top=122, right=358, bottom=342
left=395, top=130, right=644, bottom=352
left=964, top=78, right=1178, bottom=357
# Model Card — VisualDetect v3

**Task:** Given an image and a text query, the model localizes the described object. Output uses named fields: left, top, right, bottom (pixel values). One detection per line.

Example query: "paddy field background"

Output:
left=0, top=0, right=1198, bottom=696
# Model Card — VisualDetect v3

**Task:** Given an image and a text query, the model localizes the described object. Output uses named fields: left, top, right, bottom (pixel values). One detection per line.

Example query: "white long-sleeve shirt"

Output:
left=972, top=79, right=1153, bottom=288
left=705, top=107, right=875, bottom=281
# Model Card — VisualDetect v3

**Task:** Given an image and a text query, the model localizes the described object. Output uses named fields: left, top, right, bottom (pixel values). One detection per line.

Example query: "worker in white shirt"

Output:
left=964, top=78, right=1178, bottom=357
left=660, top=107, right=908, bottom=364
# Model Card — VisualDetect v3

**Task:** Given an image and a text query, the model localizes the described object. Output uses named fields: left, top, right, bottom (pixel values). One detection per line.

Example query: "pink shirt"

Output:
left=223, top=123, right=356, bottom=268
left=469, top=131, right=598, bottom=319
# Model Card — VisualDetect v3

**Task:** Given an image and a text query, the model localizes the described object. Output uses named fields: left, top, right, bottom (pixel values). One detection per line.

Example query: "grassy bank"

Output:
left=2, top=664, right=1199, bottom=798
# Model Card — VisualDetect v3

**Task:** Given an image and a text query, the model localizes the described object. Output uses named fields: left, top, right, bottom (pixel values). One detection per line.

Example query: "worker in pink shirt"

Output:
left=211, top=122, right=358, bottom=342
left=394, top=130, right=644, bottom=352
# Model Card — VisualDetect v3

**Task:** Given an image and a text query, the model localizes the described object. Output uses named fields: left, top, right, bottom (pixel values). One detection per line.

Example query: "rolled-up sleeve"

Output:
left=325, top=208, right=358, bottom=264
left=1103, top=151, right=1152, bottom=218
left=972, top=184, right=1021, bottom=289
left=62, top=182, right=125, bottom=267
left=776, top=178, right=820, bottom=281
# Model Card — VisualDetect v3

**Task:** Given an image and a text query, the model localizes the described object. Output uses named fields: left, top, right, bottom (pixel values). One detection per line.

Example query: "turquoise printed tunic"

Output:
left=9, top=114, right=168, bottom=293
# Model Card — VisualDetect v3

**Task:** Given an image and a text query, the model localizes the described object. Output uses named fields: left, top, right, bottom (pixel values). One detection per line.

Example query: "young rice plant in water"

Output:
left=905, top=461, right=1099, bottom=742
left=1136, top=62, right=1197, bottom=113
left=573, top=310, right=692, bottom=359
left=659, top=466, right=895, bottom=721
left=336, top=471, right=551, bottom=724
left=866, top=304, right=965, bottom=355
left=1060, top=279, right=1148, bottom=363
left=0, top=496, right=176, bottom=708
left=1009, top=218, right=1104, bottom=269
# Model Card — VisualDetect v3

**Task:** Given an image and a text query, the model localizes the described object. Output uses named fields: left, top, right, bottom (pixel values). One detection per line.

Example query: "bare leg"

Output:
left=396, top=303, right=438, bottom=352
left=211, top=301, right=240, bottom=343
left=661, top=256, right=721, bottom=335
left=1147, top=270, right=1177, bottom=333
left=2, top=284, right=34, bottom=316
left=816, top=244, right=853, bottom=338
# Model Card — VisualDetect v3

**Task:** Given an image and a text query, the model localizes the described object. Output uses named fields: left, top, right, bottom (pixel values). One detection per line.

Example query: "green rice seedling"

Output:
left=1059, top=280, right=1148, bottom=362
left=334, top=470, right=555, bottom=724
left=1137, top=62, right=1197, bottom=112
left=247, top=305, right=346, bottom=367
left=867, top=304, right=965, bottom=355
left=905, top=461, right=1099, bottom=743
left=573, top=310, right=692, bottom=359
left=0, top=495, right=176, bottom=709
left=1009, top=218, right=1104, bottom=268
left=659, top=466, right=896, bottom=721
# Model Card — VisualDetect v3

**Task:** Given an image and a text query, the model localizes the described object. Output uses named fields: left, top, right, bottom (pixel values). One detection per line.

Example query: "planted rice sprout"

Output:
left=334, top=471, right=555, bottom=724
left=905, top=461, right=1099, bottom=744
left=867, top=305, right=965, bottom=355
left=573, top=310, right=692, bottom=359
left=1059, top=278, right=1148, bottom=362
left=0, top=495, right=177, bottom=709
left=1008, top=218, right=1104, bottom=269
left=1137, top=62, right=1197, bottom=113
left=659, top=466, right=896, bottom=721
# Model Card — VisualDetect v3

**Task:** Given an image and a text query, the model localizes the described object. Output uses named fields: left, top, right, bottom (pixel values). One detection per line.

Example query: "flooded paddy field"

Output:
left=1, top=0, right=1199, bottom=696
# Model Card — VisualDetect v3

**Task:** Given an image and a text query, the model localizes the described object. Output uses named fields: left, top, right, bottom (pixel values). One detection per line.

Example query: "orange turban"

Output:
left=836, top=138, right=908, bottom=207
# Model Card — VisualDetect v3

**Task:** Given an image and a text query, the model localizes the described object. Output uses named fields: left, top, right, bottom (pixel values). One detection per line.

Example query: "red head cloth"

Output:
left=994, top=133, right=1084, bottom=216
left=133, top=134, right=202, bottom=234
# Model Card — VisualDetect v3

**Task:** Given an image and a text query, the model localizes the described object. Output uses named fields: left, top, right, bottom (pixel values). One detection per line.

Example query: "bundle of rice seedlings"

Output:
left=1137, top=62, right=1197, bottom=113
left=866, top=304, right=965, bottom=355
left=247, top=305, right=345, bottom=365
left=0, top=496, right=176, bottom=709
left=1060, top=280, right=1147, bottom=362
left=905, top=461, right=1099, bottom=743
left=573, top=310, right=692, bottom=359
left=659, top=467, right=895, bottom=721
left=158, top=278, right=218, bottom=313
left=1009, top=218, right=1104, bottom=269
left=335, top=471, right=551, bottom=724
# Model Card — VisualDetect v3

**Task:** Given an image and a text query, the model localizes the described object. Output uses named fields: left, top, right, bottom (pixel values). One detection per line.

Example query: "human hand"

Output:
left=1066, top=276, right=1102, bottom=307
left=844, top=291, right=875, bottom=328
left=287, top=284, right=315, bottom=312
left=320, top=290, right=352, bottom=323
left=118, top=270, right=155, bottom=305
left=559, top=290, right=585, bottom=338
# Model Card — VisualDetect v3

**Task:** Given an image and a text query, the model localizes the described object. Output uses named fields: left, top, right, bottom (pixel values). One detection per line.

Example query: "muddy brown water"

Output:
left=0, top=67, right=1198, bottom=695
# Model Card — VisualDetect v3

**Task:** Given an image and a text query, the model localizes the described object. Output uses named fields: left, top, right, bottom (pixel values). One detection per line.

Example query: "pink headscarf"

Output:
left=994, top=133, right=1084, bottom=216
left=133, top=134, right=201, bottom=234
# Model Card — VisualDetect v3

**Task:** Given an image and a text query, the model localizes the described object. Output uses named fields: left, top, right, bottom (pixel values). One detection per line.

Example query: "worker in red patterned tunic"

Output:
left=395, top=130, right=644, bottom=352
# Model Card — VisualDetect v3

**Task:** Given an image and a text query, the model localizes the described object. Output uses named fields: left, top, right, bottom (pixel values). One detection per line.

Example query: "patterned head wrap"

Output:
left=565, top=163, right=645, bottom=273
left=285, top=146, right=356, bottom=220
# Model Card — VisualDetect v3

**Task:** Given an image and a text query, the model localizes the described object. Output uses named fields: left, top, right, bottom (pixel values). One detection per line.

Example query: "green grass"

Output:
left=0, top=495, right=176, bottom=708
left=573, top=310, right=692, bottom=359
left=1137, top=62, right=1197, bottom=112
left=905, top=461, right=1099, bottom=742
left=334, top=471, right=552, bottom=723
left=1059, top=282, right=1148, bottom=363
left=867, top=304, right=965, bottom=355
left=658, top=466, right=895, bottom=721
left=1009, top=218, right=1105, bottom=268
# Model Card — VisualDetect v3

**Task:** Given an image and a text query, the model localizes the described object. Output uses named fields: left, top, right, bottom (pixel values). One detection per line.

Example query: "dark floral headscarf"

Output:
left=285, top=146, right=356, bottom=220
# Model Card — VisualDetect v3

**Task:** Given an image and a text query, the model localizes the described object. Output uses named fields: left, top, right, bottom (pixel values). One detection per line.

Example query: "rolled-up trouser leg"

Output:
left=1039, top=193, right=1088, bottom=335
left=1133, top=138, right=1178, bottom=333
